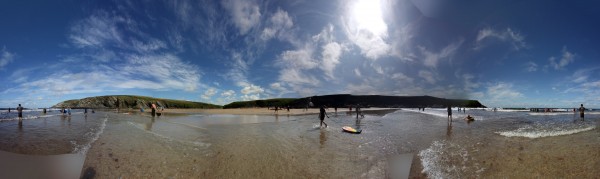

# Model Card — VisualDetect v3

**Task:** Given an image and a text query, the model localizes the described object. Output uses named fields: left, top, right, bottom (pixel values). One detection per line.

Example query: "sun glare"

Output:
left=351, top=0, right=387, bottom=37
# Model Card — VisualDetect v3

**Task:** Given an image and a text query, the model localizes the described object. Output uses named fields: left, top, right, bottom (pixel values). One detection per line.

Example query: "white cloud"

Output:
left=7, top=52, right=203, bottom=98
left=261, top=9, right=294, bottom=41
left=549, top=46, right=575, bottom=70
left=241, top=83, right=264, bottom=95
left=419, top=70, right=436, bottom=84
left=524, top=61, right=538, bottom=72
left=222, top=0, right=261, bottom=35
left=201, top=88, right=218, bottom=100
left=0, top=47, right=15, bottom=69
left=278, top=68, right=319, bottom=86
left=278, top=48, right=318, bottom=69
left=320, top=42, right=342, bottom=79
left=354, top=68, right=362, bottom=77
left=390, top=72, right=413, bottom=83
left=270, top=82, right=286, bottom=91
left=221, top=90, right=235, bottom=97
left=476, top=27, right=526, bottom=50
left=419, top=40, right=463, bottom=68
left=241, top=94, right=260, bottom=101
left=486, top=82, right=523, bottom=100
left=461, top=73, right=479, bottom=91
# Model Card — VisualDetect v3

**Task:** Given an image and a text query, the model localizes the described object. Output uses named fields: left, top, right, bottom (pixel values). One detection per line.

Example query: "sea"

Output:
left=0, top=108, right=598, bottom=178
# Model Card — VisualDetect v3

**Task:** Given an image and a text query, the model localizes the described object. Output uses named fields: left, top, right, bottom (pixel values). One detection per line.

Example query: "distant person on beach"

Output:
left=287, top=106, right=290, bottom=112
left=43, top=108, right=47, bottom=114
left=8, top=107, right=10, bottom=113
left=17, top=104, right=24, bottom=120
left=67, top=108, right=71, bottom=115
left=274, top=106, right=279, bottom=113
left=579, top=104, right=585, bottom=121
left=447, top=106, right=452, bottom=121
left=84, top=108, right=87, bottom=114
left=319, top=105, right=329, bottom=128
left=463, top=108, right=466, bottom=113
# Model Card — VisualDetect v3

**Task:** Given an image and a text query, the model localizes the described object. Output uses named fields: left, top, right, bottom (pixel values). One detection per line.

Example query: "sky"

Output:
left=1, top=0, right=600, bottom=108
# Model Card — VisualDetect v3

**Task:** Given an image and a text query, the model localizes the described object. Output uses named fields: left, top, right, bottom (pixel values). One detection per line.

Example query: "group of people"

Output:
left=447, top=106, right=472, bottom=122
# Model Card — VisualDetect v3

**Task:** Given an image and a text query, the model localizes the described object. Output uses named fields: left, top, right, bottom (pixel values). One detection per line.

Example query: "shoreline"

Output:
left=158, top=107, right=398, bottom=115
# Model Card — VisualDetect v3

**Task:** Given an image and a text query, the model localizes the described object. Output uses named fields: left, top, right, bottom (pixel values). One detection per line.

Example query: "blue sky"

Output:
left=1, top=0, right=600, bottom=108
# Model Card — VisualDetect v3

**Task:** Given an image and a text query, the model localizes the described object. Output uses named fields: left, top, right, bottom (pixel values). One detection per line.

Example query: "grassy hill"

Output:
left=223, top=94, right=486, bottom=108
left=53, top=95, right=221, bottom=109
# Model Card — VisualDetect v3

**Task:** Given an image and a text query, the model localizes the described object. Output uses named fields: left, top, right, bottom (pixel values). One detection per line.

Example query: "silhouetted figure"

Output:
left=579, top=104, right=585, bottom=121
left=447, top=106, right=452, bottom=122
left=17, top=104, right=24, bottom=119
left=319, top=105, right=329, bottom=128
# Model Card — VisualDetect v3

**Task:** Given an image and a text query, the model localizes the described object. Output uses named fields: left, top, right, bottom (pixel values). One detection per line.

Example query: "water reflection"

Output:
left=319, top=128, right=327, bottom=149
left=145, top=117, right=155, bottom=131
left=446, top=123, right=453, bottom=139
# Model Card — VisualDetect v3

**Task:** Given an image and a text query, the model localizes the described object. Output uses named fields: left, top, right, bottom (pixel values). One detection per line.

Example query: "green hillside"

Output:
left=53, top=95, right=221, bottom=109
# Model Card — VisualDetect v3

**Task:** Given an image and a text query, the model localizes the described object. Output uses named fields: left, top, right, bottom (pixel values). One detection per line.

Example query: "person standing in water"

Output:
left=447, top=105, right=453, bottom=122
left=151, top=103, right=157, bottom=117
left=319, top=105, right=329, bottom=128
left=579, top=104, right=585, bottom=121
left=17, top=104, right=24, bottom=120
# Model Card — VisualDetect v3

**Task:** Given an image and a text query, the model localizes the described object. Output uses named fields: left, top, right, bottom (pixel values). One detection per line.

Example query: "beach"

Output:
left=0, top=108, right=598, bottom=178
left=160, top=107, right=393, bottom=115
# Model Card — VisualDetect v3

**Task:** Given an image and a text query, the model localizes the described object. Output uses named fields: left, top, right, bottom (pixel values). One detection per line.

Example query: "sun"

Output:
left=351, top=0, right=387, bottom=37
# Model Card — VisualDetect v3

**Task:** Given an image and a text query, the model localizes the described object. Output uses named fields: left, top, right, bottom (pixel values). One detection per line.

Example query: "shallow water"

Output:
left=0, top=108, right=598, bottom=178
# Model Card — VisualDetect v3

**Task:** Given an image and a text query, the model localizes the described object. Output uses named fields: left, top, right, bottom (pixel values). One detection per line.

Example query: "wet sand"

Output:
left=159, top=107, right=396, bottom=115
left=1, top=108, right=598, bottom=178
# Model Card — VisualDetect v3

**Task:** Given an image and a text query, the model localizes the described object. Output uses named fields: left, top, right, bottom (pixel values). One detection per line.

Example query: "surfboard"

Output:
left=342, top=126, right=362, bottom=134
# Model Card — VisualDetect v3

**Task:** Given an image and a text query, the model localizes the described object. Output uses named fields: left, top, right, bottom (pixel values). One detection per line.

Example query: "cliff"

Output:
left=52, top=95, right=221, bottom=109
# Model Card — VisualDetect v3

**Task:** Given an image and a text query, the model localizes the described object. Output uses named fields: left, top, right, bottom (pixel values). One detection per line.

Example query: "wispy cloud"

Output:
left=524, top=61, right=538, bottom=72
left=261, top=8, right=294, bottom=41
left=476, top=27, right=526, bottom=50
left=419, top=39, right=463, bottom=68
left=201, top=88, right=218, bottom=100
left=548, top=46, right=575, bottom=70
left=418, top=70, right=436, bottom=84
left=0, top=47, right=15, bottom=69
left=222, top=0, right=261, bottom=35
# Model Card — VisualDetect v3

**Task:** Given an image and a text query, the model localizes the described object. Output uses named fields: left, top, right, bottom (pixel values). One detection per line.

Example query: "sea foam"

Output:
left=497, top=125, right=596, bottom=139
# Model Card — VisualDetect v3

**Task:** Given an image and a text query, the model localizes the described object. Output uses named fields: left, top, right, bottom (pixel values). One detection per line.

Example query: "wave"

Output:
left=418, top=140, right=485, bottom=178
left=73, top=114, right=108, bottom=155
left=497, top=125, right=596, bottom=139
left=401, top=108, right=483, bottom=120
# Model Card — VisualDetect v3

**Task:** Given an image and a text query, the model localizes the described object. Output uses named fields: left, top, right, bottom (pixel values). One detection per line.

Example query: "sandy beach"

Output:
left=159, top=107, right=397, bottom=115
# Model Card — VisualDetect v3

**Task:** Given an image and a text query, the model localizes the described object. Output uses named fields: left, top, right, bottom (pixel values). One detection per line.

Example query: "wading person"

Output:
left=447, top=105, right=452, bottom=122
left=579, top=104, right=585, bottom=121
left=17, top=104, right=24, bottom=120
left=151, top=103, right=157, bottom=117
left=319, top=105, right=329, bottom=128
left=17, top=104, right=24, bottom=126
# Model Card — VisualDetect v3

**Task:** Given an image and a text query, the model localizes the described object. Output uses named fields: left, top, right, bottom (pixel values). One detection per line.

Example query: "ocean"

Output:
left=0, top=108, right=598, bottom=178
